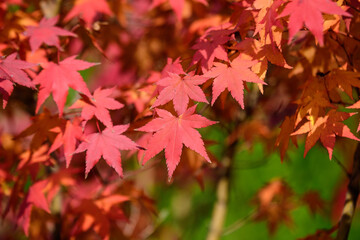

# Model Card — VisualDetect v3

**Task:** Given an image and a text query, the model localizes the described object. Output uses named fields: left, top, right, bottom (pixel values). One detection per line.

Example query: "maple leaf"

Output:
left=137, top=105, right=216, bottom=179
left=275, top=115, right=298, bottom=162
left=23, top=16, right=76, bottom=52
left=16, top=109, right=65, bottom=150
left=253, top=179, right=295, bottom=235
left=48, top=118, right=84, bottom=167
left=254, top=0, right=283, bottom=43
left=301, top=191, right=326, bottom=215
left=0, top=79, right=13, bottom=108
left=204, top=57, right=265, bottom=108
left=325, top=69, right=360, bottom=100
left=0, top=54, right=35, bottom=88
left=152, top=72, right=209, bottom=114
left=64, top=0, right=112, bottom=28
left=253, top=0, right=284, bottom=45
left=0, top=53, right=36, bottom=107
left=295, top=76, right=334, bottom=125
left=17, top=169, right=77, bottom=236
left=257, top=44, right=291, bottom=68
left=70, top=195, right=128, bottom=239
left=291, top=110, right=359, bottom=159
left=33, top=56, right=97, bottom=116
left=123, top=86, right=154, bottom=114
left=17, top=180, right=50, bottom=236
left=347, top=100, right=360, bottom=131
left=161, top=57, right=184, bottom=78
left=192, top=27, right=232, bottom=70
left=18, top=144, right=54, bottom=170
left=277, top=0, right=352, bottom=45
left=70, top=87, right=123, bottom=127
left=74, top=125, right=138, bottom=178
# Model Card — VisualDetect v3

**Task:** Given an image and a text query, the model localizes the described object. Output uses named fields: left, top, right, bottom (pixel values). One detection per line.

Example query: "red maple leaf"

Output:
left=253, top=179, right=295, bottom=235
left=192, top=27, right=232, bottom=70
left=301, top=191, right=326, bottom=215
left=74, top=125, right=138, bottom=178
left=0, top=53, right=36, bottom=107
left=137, top=105, right=216, bottom=179
left=24, top=16, right=76, bottom=52
left=49, top=118, right=84, bottom=167
left=70, top=196, right=128, bottom=239
left=17, top=170, right=77, bottom=236
left=17, top=180, right=50, bottom=236
left=161, top=58, right=184, bottom=77
left=204, top=56, right=265, bottom=108
left=277, top=0, right=351, bottom=45
left=0, top=79, right=13, bottom=108
left=291, top=110, right=359, bottom=158
left=69, top=87, right=124, bottom=127
left=64, top=0, right=112, bottom=28
left=152, top=72, right=209, bottom=114
left=33, top=56, right=97, bottom=116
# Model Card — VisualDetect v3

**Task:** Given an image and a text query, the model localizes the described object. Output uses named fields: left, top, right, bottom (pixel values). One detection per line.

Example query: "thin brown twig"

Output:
left=222, top=210, right=256, bottom=236
left=329, top=30, right=353, bottom=68
left=333, top=155, right=351, bottom=178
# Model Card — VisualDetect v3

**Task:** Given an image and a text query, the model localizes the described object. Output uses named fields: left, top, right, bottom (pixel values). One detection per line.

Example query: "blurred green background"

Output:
left=147, top=138, right=360, bottom=239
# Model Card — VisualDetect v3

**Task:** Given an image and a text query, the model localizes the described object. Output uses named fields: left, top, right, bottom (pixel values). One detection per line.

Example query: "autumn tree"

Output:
left=1, top=0, right=360, bottom=239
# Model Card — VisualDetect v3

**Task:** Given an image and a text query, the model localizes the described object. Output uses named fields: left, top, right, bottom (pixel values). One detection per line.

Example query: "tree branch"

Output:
left=206, top=157, right=231, bottom=240
left=335, top=142, right=360, bottom=240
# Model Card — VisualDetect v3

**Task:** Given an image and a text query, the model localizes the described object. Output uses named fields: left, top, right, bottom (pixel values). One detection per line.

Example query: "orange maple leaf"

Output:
left=292, top=110, right=359, bottom=158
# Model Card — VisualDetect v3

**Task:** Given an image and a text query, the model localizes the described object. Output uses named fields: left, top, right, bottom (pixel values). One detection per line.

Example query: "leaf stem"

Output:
left=96, top=120, right=101, bottom=132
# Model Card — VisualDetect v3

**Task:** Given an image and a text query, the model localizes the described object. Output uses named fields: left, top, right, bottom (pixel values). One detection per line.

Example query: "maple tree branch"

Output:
left=206, top=156, right=231, bottom=240
left=207, top=139, right=238, bottom=240
left=335, top=142, right=360, bottom=240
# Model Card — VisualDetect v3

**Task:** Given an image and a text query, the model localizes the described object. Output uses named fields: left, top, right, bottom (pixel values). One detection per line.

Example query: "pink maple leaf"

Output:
left=152, top=72, right=209, bottom=114
left=137, top=105, right=216, bottom=179
left=204, top=57, right=265, bottom=108
left=74, top=125, right=138, bottom=178
left=24, top=16, right=76, bottom=52
left=69, top=87, right=124, bottom=127
left=0, top=53, right=36, bottom=107
left=33, top=55, right=97, bottom=116
left=49, top=118, right=84, bottom=167
left=277, top=0, right=352, bottom=45
left=64, top=0, right=112, bottom=28
left=17, top=180, right=50, bottom=236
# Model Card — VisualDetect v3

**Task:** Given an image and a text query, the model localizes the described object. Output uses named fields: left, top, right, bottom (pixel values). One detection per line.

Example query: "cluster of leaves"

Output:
left=1, top=0, right=360, bottom=239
